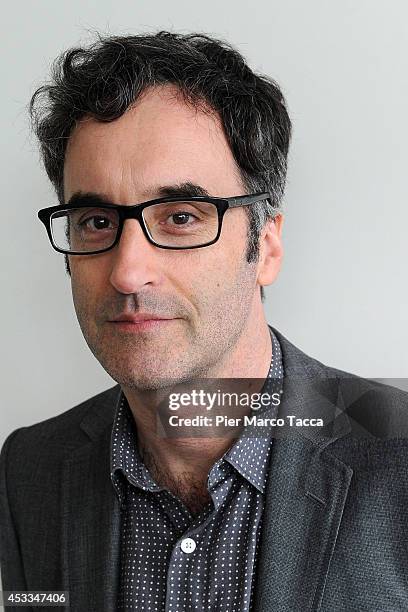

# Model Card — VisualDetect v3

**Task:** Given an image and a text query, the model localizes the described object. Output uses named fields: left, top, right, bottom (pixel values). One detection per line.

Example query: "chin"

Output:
left=88, top=336, right=201, bottom=390
left=103, top=363, right=189, bottom=391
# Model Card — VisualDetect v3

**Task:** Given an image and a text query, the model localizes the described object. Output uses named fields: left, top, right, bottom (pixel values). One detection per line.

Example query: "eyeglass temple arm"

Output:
left=227, top=192, right=273, bottom=208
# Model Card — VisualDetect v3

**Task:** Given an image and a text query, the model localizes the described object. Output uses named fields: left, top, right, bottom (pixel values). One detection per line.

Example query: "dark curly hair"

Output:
left=29, top=31, right=292, bottom=301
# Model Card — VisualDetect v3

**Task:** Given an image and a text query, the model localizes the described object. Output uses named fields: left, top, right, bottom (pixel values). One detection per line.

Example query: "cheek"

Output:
left=172, top=216, right=250, bottom=297
left=69, top=255, right=109, bottom=293
left=175, top=247, right=254, bottom=315
left=69, top=261, right=103, bottom=322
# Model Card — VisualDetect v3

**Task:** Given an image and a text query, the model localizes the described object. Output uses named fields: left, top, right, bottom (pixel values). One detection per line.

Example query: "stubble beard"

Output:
left=71, top=255, right=258, bottom=392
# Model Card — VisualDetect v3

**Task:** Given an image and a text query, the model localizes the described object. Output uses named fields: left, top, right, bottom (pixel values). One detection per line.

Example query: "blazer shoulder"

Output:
left=0, top=384, right=120, bottom=476
left=273, top=325, right=407, bottom=393
left=271, top=325, right=408, bottom=437
left=305, top=354, right=408, bottom=413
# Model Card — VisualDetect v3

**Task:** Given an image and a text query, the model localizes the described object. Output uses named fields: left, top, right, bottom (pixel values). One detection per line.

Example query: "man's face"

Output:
left=64, top=85, right=270, bottom=390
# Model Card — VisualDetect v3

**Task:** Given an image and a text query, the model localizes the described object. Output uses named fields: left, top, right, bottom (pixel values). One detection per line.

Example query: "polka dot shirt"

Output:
left=110, top=327, right=284, bottom=611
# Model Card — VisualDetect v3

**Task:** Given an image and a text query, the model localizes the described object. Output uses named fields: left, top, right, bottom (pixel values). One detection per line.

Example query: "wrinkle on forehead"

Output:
left=63, top=84, right=244, bottom=204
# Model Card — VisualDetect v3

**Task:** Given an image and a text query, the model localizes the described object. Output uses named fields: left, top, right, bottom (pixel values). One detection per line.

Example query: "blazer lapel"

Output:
left=253, top=332, right=354, bottom=611
left=61, top=390, right=122, bottom=612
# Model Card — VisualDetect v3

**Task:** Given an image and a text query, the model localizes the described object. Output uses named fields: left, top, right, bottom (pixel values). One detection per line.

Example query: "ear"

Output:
left=256, top=214, right=284, bottom=288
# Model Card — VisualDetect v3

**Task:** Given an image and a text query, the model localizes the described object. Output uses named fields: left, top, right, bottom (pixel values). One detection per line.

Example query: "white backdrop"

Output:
left=1, top=0, right=407, bottom=445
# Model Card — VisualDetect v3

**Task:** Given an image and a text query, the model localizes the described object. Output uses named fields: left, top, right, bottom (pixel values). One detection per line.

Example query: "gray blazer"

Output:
left=1, top=326, right=408, bottom=611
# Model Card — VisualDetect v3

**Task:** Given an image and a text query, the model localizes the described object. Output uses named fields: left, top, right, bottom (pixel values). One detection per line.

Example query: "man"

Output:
left=1, top=31, right=407, bottom=612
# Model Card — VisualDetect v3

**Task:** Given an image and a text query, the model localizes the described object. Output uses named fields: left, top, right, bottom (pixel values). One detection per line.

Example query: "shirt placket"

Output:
left=163, top=460, right=235, bottom=611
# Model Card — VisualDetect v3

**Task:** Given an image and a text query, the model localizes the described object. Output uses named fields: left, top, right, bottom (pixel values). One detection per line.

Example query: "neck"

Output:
left=121, top=310, right=273, bottom=501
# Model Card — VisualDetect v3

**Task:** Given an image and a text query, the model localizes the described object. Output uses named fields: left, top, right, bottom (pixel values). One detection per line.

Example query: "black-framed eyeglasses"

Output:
left=37, top=192, right=272, bottom=255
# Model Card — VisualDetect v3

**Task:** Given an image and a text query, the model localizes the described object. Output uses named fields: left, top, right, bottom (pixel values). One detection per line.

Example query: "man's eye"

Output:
left=166, top=212, right=198, bottom=225
left=82, top=216, right=115, bottom=230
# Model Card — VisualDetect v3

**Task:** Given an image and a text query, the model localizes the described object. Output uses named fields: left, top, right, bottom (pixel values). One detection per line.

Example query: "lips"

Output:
left=107, top=313, right=179, bottom=332
left=110, top=313, right=172, bottom=323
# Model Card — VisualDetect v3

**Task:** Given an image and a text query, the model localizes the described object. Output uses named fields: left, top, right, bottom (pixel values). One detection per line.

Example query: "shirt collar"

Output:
left=219, top=327, right=284, bottom=493
left=110, top=394, right=163, bottom=506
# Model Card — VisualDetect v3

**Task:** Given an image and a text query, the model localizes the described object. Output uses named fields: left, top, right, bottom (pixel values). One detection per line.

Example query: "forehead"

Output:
left=63, top=84, right=243, bottom=202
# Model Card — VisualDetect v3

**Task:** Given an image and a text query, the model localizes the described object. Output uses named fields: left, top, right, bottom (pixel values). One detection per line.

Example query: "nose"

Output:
left=109, top=219, right=163, bottom=294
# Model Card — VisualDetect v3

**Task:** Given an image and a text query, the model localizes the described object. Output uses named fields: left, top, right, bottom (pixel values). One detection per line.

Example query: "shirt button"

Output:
left=180, top=537, right=196, bottom=554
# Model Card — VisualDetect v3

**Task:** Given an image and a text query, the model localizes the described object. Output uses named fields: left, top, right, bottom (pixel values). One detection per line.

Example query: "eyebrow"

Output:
left=66, top=182, right=212, bottom=207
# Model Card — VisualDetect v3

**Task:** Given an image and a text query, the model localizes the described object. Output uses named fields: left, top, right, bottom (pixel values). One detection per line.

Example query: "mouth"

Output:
left=108, top=313, right=178, bottom=332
